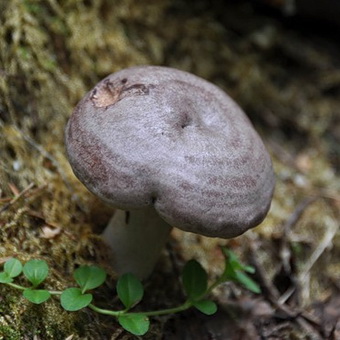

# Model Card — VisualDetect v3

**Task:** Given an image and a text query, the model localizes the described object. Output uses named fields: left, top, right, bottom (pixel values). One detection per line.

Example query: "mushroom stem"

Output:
left=102, top=207, right=172, bottom=279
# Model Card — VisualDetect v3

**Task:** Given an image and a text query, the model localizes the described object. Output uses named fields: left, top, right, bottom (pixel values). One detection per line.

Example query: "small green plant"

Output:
left=0, top=248, right=260, bottom=336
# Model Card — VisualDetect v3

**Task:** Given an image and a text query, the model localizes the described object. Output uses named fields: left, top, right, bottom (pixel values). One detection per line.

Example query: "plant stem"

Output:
left=73, top=276, right=219, bottom=318
left=88, top=300, right=192, bottom=318
left=6, top=282, right=62, bottom=295
left=88, top=304, right=124, bottom=316
left=2, top=259, right=226, bottom=322
left=7, top=282, right=25, bottom=290
left=205, top=278, right=224, bottom=296
left=143, top=301, right=192, bottom=316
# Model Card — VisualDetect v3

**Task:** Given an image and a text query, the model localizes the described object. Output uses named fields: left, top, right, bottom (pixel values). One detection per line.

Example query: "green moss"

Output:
left=0, top=325, right=21, bottom=340
left=0, top=284, right=89, bottom=339
left=0, top=0, right=339, bottom=338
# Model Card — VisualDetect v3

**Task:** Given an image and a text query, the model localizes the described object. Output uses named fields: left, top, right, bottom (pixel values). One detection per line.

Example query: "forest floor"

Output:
left=0, top=0, right=339, bottom=339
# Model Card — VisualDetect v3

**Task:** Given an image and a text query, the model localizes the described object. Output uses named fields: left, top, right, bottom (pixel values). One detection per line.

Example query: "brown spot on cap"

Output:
left=91, top=78, right=154, bottom=108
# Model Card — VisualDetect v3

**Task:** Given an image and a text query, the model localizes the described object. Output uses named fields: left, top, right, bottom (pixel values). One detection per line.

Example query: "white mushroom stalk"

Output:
left=65, top=66, right=275, bottom=279
left=102, top=208, right=172, bottom=279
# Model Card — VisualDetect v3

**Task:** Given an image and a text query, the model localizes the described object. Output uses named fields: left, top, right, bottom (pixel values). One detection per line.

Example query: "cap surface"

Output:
left=65, top=66, right=275, bottom=238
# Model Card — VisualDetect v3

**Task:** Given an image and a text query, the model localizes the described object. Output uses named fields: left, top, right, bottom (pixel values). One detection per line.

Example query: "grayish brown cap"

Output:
left=65, top=66, right=275, bottom=238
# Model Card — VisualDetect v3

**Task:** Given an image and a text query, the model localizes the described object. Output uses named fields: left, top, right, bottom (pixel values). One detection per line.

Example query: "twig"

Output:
left=24, top=209, right=75, bottom=239
left=248, top=238, right=323, bottom=338
left=317, top=191, right=340, bottom=202
left=282, top=197, right=317, bottom=234
left=302, top=216, right=338, bottom=275
left=8, top=183, right=20, bottom=196
left=12, top=125, right=72, bottom=189
left=267, top=139, right=299, bottom=170
left=280, top=197, right=317, bottom=274
left=0, top=182, right=35, bottom=214
left=248, top=239, right=281, bottom=301
left=278, top=215, right=339, bottom=305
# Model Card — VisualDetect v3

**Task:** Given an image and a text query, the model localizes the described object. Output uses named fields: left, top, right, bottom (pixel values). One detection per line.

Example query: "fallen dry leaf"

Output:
left=40, top=225, right=62, bottom=239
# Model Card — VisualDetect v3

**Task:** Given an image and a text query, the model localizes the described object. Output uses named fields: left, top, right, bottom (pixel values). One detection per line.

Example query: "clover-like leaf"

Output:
left=222, top=248, right=256, bottom=273
left=192, top=299, right=218, bottom=315
left=182, top=260, right=208, bottom=301
left=222, top=248, right=243, bottom=273
left=23, top=259, right=49, bottom=287
left=74, top=265, right=106, bottom=293
left=243, top=265, right=256, bottom=274
left=4, top=258, right=22, bottom=278
left=221, top=247, right=260, bottom=294
left=60, top=287, right=93, bottom=311
left=23, top=289, right=51, bottom=304
left=117, top=273, right=144, bottom=309
left=0, top=272, right=12, bottom=284
left=118, top=314, right=149, bottom=336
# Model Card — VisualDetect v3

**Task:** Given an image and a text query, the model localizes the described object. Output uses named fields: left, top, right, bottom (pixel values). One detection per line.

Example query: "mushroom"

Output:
left=65, top=66, right=275, bottom=279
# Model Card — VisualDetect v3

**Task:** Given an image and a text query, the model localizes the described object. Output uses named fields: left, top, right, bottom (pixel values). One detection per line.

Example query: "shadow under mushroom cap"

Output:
left=65, top=66, right=275, bottom=239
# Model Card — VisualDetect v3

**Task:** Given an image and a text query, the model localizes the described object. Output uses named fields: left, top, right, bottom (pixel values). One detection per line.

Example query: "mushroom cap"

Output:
left=65, top=66, right=275, bottom=238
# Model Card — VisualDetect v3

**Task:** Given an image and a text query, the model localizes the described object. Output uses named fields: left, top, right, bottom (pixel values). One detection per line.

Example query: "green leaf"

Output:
left=118, top=314, right=149, bottom=336
left=193, top=299, right=218, bottom=315
left=23, top=289, right=51, bottom=304
left=116, top=273, right=144, bottom=309
left=23, top=259, right=49, bottom=287
left=4, top=258, right=22, bottom=278
left=234, top=271, right=261, bottom=294
left=221, top=247, right=260, bottom=294
left=243, top=265, right=256, bottom=274
left=0, top=272, right=13, bottom=284
left=60, top=287, right=93, bottom=311
left=182, top=260, right=208, bottom=300
left=222, top=248, right=256, bottom=273
left=74, top=266, right=106, bottom=293
left=222, top=248, right=243, bottom=272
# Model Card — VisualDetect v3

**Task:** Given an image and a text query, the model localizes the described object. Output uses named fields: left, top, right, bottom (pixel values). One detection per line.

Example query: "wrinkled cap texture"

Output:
left=65, top=66, right=275, bottom=238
